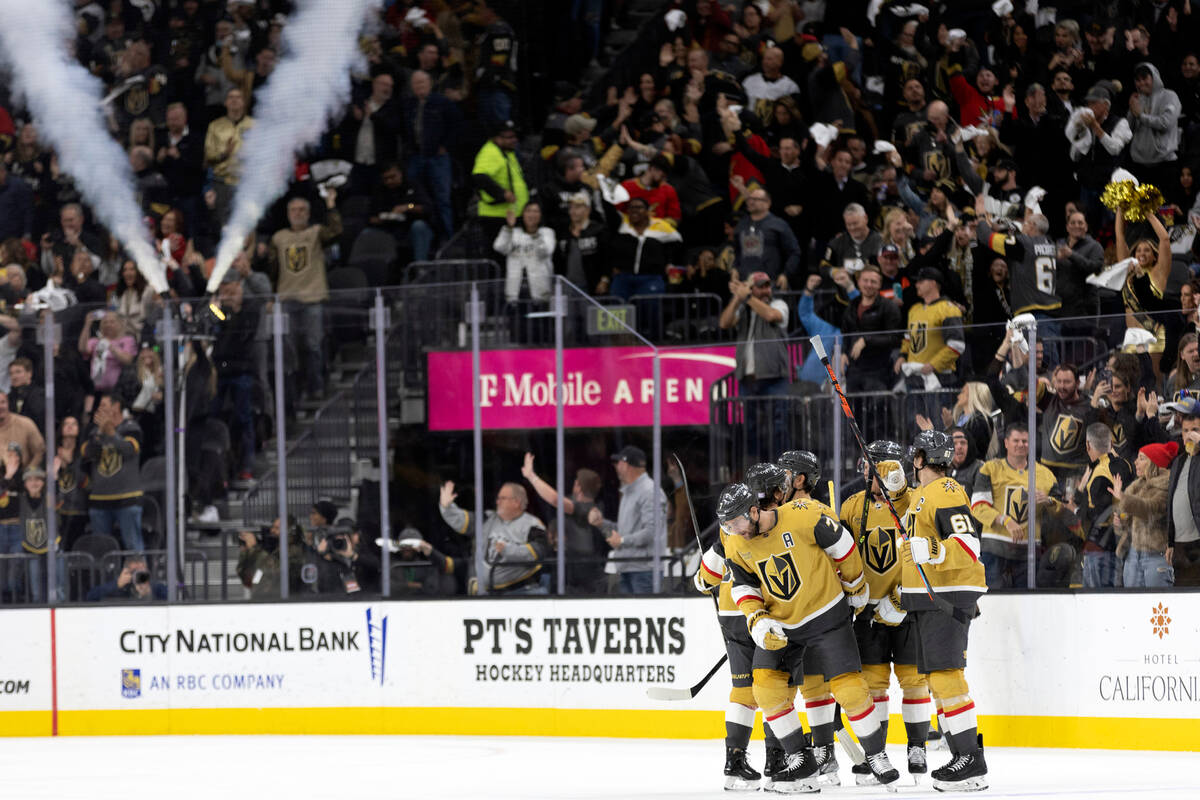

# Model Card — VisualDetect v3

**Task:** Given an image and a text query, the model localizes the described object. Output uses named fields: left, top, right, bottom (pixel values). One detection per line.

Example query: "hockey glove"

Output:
left=748, top=610, right=788, bottom=651
left=908, top=535, right=945, bottom=565
left=843, top=574, right=869, bottom=611
left=874, top=589, right=906, bottom=626
left=879, top=460, right=907, bottom=493
left=693, top=570, right=717, bottom=595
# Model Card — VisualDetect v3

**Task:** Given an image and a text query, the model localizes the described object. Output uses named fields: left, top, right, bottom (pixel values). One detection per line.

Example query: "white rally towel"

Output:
left=1110, top=167, right=1139, bottom=186
left=1024, top=186, right=1046, bottom=216
left=1086, top=257, right=1136, bottom=292
left=873, top=140, right=897, bottom=155
left=809, top=122, right=839, bottom=148
left=991, top=0, right=1014, bottom=15
left=899, top=361, right=943, bottom=391
left=665, top=9, right=687, bottom=31
left=1007, top=313, right=1037, bottom=354
left=1121, top=327, right=1158, bottom=349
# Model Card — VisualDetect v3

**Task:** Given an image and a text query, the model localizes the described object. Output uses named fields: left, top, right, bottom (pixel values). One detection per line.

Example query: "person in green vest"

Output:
left=472, top=119, right=528, bottom=255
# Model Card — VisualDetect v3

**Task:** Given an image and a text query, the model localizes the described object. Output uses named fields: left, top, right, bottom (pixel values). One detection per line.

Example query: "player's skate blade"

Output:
left=770, top=749, right=820, bottom=794
left=724, top=746, right=761, bottom=791
left=852, top=761, right=879, bottom=786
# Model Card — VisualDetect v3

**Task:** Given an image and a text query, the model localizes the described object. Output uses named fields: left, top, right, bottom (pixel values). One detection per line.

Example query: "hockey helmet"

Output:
left=716, top=483, right=756, bottom=523
left=859, top=439, right=905, bottom=473
left=744, top=463, right=789, bottom=502
left=776, top=449, right=821, bottom=489
left=909, top=430, right=954, bottom=468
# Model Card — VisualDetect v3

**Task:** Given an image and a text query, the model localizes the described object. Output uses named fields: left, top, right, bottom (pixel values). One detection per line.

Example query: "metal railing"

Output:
left=0, top=552, right=95, bottom=604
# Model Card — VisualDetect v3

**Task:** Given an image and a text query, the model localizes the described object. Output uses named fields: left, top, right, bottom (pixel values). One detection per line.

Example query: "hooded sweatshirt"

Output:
left=1129, top=62, right=1181, bottom=166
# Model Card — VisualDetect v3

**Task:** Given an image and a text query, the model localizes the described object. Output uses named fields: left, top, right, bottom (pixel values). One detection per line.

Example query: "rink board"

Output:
left=0, top=594, right=1196, bottom=748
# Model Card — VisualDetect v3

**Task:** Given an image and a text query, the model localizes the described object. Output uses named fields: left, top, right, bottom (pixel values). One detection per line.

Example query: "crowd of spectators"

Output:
left=9, top=0, right=1200, bottom=600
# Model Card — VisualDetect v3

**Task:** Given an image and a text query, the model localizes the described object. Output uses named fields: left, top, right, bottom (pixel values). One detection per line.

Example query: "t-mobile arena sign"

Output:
left=427, top=346, right=736, bottom=431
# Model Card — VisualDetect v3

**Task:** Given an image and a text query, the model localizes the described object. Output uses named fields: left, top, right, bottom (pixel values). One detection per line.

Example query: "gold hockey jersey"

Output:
left=900, top=476, right=987, bottom=610
left=727, top=499, right=865, bottom=636
left=840, top=488, right=911, bottom=602
left=970, top=457, right=1058, bottom=555
left=697, top=526, right=745, bottom=622
left=901, top=298, right=965, bottom=373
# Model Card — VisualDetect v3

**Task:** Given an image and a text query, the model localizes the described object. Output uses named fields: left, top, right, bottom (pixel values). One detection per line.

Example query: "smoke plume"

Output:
left=207, top=0, right=381, bottom=291
left=0, top=0, right=168, bottom=293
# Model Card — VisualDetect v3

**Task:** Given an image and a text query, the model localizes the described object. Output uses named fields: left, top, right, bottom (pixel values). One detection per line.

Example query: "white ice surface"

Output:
left=1, top=735, right=1197, bottom=800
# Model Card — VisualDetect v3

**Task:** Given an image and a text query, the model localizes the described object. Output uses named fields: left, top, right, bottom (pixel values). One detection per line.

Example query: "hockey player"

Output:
left=901, top=430, right=989, bottom=792
left=774, top=449, right=850, bottom=784
left=694, top=463, right=791, bottom=790
left=840, top=440, right=933, bottom=782
left=719, top=483, right=901, bottom=793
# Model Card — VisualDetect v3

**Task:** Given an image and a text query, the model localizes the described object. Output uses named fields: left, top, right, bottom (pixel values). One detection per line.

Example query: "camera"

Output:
left=330, top=534, right=349, bottom=552
left=133, top=570, right=150, bottom=585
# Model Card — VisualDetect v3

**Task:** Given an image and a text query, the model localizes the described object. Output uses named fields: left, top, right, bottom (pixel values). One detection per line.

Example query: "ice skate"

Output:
left=761, top=745, right=785, bottom=791
left=812, top=742, right=840, bottom=785
left=908, top=743, right=928, bottom=774
left=770, top=748, right=820, bottom=794
left=932, top=735, right=987, bottom=792
left=866, top=749, right=900, bottom=786
left=852, top=760, right=879, bottom=786
left=723, top=745, right=761, bottom=791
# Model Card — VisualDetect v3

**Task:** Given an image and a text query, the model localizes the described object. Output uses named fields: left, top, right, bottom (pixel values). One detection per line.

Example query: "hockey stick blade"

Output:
left=645, top=687, right=699, bottom=701
left=646, top=653, right=728, bottom=701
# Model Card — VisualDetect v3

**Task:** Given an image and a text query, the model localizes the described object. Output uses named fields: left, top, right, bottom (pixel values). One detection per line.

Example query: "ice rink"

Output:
left=2, top=735, right=1198, bottom=799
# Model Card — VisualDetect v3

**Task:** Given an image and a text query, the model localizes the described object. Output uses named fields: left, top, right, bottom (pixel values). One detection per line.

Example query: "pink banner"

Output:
left=427, top=346, right=736, bottom=431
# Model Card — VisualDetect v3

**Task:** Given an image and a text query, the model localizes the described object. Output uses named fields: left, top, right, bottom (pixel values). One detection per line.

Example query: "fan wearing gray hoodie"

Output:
left=1128, top=62, right=1181, bottom=188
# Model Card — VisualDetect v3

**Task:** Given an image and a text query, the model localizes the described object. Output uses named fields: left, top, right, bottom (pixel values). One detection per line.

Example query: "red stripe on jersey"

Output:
left=954, top=537, right=980, bottom=562
left=944, top=701, right=976, bottom=718
left=766, top=706, right=795, bottom=722
left=804, top=697, right=836, bottom=709
left=834, top=541, right=857, bottom=563
left=872, top=694, right=889, bottom=703
left=700, top=561, right=722, bottom=579
left=848, top=704, right=876, bottom=722
left=970, top=500, right=991, bottom=510
left=735, top=594, right=762, bottom=605
left=902, top=697, right=931, bottom=705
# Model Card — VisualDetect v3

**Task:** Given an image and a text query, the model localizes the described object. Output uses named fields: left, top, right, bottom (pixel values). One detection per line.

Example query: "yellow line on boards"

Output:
left=0, top=708, right=1191, bottom=751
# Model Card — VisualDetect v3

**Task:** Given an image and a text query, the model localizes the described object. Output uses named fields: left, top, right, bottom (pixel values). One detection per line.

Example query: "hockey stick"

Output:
left=645, top=453, right=726, bottom=702
left=809, top=336, right=970, bottom=624
left=646, top=653, right=730, bottom=701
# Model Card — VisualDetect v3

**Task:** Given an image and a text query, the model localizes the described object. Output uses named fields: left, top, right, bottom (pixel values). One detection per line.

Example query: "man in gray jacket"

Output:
left=439, top=480, right=548, bottom=594
left=595, top=446, right=667, bottom=594
left=1128, top=62, right=1181, bottom=188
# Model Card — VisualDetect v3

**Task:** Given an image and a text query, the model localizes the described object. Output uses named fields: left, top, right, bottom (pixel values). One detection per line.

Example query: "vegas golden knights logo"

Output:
left=58, top=469, right=76, bottom=493
left=924, top=151, right=948, bottom=179
left=125, top=85, right=149, bottom=116
left=909, top=321, right=928, bottom=354
left=25, top=518, right=47, bottom=550
left=757, top=552, right=801, bottom=601
left=1112, top=422, right=1127, bottom=451
left=1051, top=415, right=1082, bottom=454
left=98, top=445, right=123, bottom=478
left=286, top=244, right=309, bottom=273
left=865, top=527, right=898, bottom=573
left=1003, top=485, right=1028, bottom=525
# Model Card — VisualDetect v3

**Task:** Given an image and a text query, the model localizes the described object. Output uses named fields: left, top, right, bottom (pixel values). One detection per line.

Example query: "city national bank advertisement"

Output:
left=0, top=595, right=1197, bottom=748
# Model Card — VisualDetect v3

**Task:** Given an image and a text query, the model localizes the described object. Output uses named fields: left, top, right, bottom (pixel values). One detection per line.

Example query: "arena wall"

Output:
left=0, top=594, right=1195, bottom=749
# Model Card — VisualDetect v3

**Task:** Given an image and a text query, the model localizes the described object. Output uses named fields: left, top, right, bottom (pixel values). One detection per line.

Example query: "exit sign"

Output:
left=587, top=304, right=637, bottom=335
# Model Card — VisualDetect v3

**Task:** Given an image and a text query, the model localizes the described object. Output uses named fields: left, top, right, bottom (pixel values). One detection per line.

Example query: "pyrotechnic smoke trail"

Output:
left=207, top=0, right=382, bottom=291
left=0, top=0, right=168, bottom=293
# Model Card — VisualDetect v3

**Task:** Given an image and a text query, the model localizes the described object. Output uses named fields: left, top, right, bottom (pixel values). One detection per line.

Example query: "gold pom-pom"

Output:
left=1101, top=179, right=1136, bottom=213
left=1126, top=184, right=1164, bottom=223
